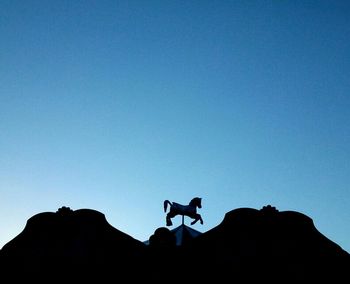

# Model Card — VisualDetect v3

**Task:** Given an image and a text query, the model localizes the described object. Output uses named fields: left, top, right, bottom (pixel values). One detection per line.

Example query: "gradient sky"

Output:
left=1, top=0, right=349, bottom=252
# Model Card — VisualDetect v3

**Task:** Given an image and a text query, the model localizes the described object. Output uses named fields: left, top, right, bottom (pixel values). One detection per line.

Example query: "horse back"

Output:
left=172, top=202, right=196, bottom=215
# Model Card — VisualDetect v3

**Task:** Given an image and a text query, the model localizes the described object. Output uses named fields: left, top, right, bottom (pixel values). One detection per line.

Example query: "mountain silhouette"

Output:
left=0, top=205, right=349, bottom=282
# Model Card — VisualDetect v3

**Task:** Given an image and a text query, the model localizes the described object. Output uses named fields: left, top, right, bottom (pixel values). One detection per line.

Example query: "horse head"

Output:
left=190, top=197, right=202, bottom=208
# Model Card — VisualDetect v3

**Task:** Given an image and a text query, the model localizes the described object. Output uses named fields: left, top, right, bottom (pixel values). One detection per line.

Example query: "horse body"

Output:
left=164, top=197, right=203, bottom=226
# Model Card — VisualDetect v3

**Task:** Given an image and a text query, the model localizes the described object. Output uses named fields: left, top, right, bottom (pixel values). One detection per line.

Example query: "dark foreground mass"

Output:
left=0, top=206, right=349, bottom=282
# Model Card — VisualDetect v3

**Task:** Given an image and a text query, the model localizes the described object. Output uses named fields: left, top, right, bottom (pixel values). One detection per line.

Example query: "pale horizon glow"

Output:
left=1, top=1, right=349, bottom=253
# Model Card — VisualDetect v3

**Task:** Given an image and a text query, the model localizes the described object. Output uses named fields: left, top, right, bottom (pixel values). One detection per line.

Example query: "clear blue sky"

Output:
left=1, top=0, right=349, bottom=252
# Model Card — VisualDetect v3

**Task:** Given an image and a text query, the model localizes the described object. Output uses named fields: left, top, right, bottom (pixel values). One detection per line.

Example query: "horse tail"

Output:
left=164, top=200, right=172, bottom=212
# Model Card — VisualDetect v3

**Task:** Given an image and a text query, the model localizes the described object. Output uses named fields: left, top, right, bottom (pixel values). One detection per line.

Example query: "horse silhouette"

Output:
left=164, top=197, right=203, bottom=226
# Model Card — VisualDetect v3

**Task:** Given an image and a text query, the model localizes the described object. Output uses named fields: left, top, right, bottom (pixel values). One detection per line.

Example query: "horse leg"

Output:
left=190, top=214, right=203, bottom=225
left=191, top=215, right=199, bottom=225
left=199, top=214, right=203, bottom=224
left=166, top=213, right=173, bottom=226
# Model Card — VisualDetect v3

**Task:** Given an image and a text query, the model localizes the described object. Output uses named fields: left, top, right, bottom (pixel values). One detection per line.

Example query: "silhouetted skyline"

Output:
left=1, top=206, right=349, bottom=282
left=1, top=1, right=349, bottom=253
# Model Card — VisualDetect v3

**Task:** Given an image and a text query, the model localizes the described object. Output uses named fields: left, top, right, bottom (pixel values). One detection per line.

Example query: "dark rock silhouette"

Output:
left=1, top=205, right=349, bottom=282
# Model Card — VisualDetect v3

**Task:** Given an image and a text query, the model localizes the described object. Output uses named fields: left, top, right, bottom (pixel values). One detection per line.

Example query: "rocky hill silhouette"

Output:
left=0, top=205, right=349, bottom=282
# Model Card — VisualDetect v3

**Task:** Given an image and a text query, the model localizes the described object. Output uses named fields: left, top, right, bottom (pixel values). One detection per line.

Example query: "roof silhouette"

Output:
left=0, top=205, right=349, bottom=282
left=145, top=224, right=202, bottom=246
left=171, top=224, right=202, bottom=246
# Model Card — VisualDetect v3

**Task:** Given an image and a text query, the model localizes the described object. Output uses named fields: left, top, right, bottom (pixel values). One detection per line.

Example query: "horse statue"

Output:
left=164, top=197, right=203, bottom=226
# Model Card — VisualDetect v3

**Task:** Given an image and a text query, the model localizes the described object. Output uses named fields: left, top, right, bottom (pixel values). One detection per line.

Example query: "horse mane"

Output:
left=189, top=197, right=201, bottom=206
